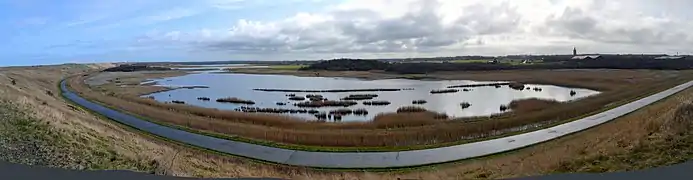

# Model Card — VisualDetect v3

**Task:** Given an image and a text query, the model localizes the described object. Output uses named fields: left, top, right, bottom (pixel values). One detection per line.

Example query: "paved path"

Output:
left=60, top=80, right=693, bottom=168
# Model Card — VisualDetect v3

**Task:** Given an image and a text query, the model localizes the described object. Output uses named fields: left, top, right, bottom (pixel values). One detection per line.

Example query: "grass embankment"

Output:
left=553, top=102, right=693, bottom=173
left=69, top=70, right=692, bottom=151
left=0, top=101, right=156, bottom=171
left=0, top=67, right=163, bottom=174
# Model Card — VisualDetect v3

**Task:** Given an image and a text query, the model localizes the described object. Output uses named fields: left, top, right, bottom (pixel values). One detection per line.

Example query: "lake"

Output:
left=143, top=72, right=600, bottom=121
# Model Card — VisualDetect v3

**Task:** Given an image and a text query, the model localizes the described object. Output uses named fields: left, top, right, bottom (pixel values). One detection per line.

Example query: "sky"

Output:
left=1, top=0, right=693, bottom=66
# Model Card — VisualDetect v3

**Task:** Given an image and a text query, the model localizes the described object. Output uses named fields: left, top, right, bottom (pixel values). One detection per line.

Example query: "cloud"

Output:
left=149, top=0, right=521, bottom=55
left=144, top=8, right=200, bottom=23
left=543, top=1, right=693, bottom=46
left=138, top=0, right=693, bottom=59
left=209, top=0, right=248, bottom=10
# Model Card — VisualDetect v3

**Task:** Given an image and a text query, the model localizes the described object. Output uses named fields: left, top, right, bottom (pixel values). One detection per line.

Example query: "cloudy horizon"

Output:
left=1, top=0, right=692, bottom=65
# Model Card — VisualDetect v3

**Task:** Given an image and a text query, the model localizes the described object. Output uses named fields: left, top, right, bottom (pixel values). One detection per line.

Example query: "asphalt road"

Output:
left=60, top=79, right=693, bottom=168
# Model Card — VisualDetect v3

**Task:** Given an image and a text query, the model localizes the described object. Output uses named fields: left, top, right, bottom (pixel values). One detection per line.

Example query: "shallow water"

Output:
left=144, top=73, right=600, bottom=121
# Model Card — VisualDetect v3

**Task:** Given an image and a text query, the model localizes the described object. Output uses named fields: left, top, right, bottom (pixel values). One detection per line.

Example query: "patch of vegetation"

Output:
left=397, top=106, right=428, bottom=113
left=103, top=65, right=170, bottom=72
left=300, top=59, right=390, bottom=71
left=509, top=98, right=559, bottom=113
left=268, top=65, right=306, bottom=70
left=554, top=103, right=693, bottom=173
left=216, top=97, right=255, bottom=105
left=450, top=59, right=490, bottom=63
left=0, top=101, right=156, bottom=172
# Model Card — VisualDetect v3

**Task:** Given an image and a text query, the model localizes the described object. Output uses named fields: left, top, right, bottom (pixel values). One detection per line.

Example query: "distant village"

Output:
left=376, top=47, right=689, bottom=64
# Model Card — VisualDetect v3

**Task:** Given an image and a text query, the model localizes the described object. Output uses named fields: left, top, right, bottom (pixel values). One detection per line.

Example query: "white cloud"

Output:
left=142, top=0, right=693, bottom=60
left=144, top=8, right=200, bottom=23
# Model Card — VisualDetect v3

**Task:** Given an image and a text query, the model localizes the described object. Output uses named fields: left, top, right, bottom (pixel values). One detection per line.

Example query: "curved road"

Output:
left=60, top=79, right=693, bottom=168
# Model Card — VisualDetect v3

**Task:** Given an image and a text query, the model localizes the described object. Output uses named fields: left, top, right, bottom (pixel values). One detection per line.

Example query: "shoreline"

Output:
left=219, top=68, right=670, bottom=91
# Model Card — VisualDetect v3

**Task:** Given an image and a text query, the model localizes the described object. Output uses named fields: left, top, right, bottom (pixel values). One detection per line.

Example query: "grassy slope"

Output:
left=0, top=100, right=156, bottom=171
left=553, top=103, right=693, bottom=173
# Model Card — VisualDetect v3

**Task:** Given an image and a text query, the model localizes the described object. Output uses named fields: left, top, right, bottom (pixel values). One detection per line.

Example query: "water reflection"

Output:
left=144, top=73, right=600, bottom=121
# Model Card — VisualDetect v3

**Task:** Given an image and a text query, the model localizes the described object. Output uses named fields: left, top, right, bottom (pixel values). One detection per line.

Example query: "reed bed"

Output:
left=509, top=98, right=559, bottom=113
left=294, top=100, right=358, bottom=108
left=341, top=94, right=378, bottom=100
left=412, top=100, right=427, bottom=104
left=397, top=106, right=428, bottom=113
left=430, top=89, right=459, bottom=94
left=216, top=97, right=256, bottom=105
left=363, top=101, right=391, bottom=106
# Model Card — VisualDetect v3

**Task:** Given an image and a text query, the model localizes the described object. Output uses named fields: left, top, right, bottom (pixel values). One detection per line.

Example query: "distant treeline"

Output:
left=299, top=58, right=391, bottom=71
left=300, top=56, right=693, bottom=74
left=103, top=65, right=170, bottom=72
left=135, top=60, right=314, bottom=66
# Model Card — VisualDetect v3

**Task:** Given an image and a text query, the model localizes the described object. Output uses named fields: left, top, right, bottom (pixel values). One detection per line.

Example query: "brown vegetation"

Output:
left=363, top=100, right=391, bottom=106
left=288, top=96, right=305, bottom=101
left=509, top=98, right=559, bottom=113
left=216, top=97, right=255, bottom=105
left=373, top=111, right=449, bottom=129
left=294, top=100, right=358, bottom=108
left=341, top=94, right=378, bottom=100
left=412, top=100, right=427, bottom=104
left=509, top=82, right=525, bottom=90
left=68, top=69, right=693, bottom=148
left=397, top=106, right=428, bottom=113
left=447, top=82, right=511, bottom=88
left=430, top=89, right=459, bottom=94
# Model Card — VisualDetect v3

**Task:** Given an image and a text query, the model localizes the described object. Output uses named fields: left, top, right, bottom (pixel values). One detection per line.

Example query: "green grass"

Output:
left=267, top=65, right=306, bottom=70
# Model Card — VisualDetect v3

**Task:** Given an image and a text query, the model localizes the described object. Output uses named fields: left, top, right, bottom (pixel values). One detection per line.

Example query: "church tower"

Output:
left=573, top=47, right=577, bottom=56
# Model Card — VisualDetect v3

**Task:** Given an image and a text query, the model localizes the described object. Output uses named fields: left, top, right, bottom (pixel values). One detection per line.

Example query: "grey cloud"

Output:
left=192, top=0, right=522, bottom=54
left=142, top=0, right=693, bottom=58
left=546, top=4, right=692, bottom=46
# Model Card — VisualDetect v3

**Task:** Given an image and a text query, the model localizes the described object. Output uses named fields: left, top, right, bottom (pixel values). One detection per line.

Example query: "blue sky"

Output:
left=1, top=0, right=692, bottom=66
left=0, top=0, right=338, bottom=66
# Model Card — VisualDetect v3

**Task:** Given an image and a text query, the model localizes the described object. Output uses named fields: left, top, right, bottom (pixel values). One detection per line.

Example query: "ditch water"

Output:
left=143, top=72, right=600, bottom=121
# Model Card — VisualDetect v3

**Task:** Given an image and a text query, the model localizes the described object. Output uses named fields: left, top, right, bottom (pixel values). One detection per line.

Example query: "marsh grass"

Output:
left=508, top=98, right=559, bottom=113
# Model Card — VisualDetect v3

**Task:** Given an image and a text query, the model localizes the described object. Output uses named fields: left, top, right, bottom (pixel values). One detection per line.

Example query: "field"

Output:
left=450, top=59, right=490, bottom=63
left=267, top=65, right=306, bottom=70
left=4, top=64, right=693, bottom=179
left=68, top=68, right=692, bottom=151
